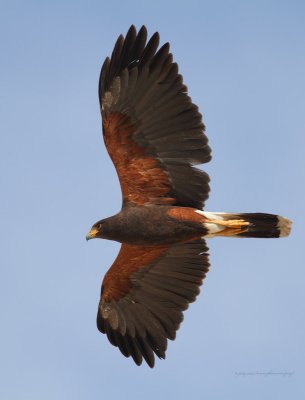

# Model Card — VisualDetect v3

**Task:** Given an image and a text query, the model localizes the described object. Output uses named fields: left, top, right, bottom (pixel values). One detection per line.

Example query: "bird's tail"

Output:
left=196, top=211, right=292, bottom=238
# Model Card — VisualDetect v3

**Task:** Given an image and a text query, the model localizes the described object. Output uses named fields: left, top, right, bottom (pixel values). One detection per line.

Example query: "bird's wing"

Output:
left=99, top=25, right=211, bottom=209
left=97, top=239, right=210, bottom=367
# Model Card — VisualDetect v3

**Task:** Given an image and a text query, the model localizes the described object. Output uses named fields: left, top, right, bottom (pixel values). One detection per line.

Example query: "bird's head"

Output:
left=86, top=220, right=104, bottom=241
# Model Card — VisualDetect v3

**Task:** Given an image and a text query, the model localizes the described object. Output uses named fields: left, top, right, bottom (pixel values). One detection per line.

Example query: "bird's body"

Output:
left=89, top=205, right=287, bottom=245
left=86, top=25, right=291, bottom=367
left=91, top=205, right=208, bottom=245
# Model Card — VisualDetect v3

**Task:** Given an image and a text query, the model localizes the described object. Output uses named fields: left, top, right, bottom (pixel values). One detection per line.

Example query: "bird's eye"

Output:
left=97, top=223, right=102, bottom=230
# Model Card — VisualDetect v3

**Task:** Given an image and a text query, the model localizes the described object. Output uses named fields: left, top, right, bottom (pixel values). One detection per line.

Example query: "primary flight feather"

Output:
left=86, top=25, right=291, bottom=367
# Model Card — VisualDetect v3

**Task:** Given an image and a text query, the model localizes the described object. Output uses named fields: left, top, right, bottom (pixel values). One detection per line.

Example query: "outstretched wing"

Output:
left=99, top=25, right=211, bottom=209
left=97, top=239, right=210, bottom=367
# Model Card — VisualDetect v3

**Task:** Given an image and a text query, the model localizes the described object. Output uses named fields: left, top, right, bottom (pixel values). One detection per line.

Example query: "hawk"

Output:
left=86, top=25, right=291, bottom=367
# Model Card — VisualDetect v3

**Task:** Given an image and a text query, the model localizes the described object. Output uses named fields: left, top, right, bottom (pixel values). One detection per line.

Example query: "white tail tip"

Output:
left=278, top=216, right=292, bottom=237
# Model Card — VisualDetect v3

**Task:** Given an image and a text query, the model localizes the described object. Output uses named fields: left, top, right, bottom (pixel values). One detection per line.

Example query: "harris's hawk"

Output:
left=86, top=25, right=292, bottom=367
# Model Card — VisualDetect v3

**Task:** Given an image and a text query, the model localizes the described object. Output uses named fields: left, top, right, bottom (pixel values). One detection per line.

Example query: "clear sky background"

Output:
left=1, top=1, right=304, bottom=399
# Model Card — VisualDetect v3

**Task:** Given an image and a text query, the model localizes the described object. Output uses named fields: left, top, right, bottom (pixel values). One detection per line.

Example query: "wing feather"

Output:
left=99, top=25, right=211, bottom=208
left=97, top=239, right=209, bottom=367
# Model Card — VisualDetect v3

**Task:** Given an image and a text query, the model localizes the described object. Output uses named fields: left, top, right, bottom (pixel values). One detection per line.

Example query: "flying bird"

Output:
left=86, top=25, right=291, bottom=367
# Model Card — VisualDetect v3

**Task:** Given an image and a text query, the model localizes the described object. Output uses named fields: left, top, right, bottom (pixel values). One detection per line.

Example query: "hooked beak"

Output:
left=86, top=227, right=98, bottom=241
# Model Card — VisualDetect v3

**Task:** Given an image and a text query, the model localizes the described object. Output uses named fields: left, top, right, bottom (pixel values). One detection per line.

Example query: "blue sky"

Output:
left=1, top=0, right=304, bottom=399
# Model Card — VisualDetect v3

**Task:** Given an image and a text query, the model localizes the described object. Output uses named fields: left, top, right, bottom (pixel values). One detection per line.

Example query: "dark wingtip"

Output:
left=138, top=25, right=148, bottom=36
left=150, top=31, right=160, bottom=46
left=127, top=24, right=137, bottom=34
